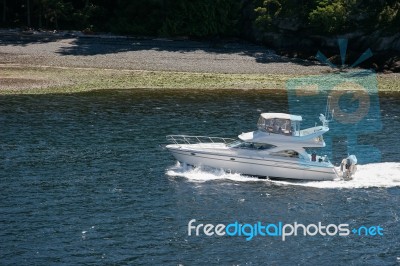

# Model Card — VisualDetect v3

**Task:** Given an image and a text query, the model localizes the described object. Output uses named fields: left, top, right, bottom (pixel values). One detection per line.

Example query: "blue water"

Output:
left=1, top=89, right=399, bottom=265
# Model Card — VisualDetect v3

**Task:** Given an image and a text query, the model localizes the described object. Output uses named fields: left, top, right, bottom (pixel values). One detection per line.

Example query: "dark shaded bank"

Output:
left=259, top=32, right=400, bottom=73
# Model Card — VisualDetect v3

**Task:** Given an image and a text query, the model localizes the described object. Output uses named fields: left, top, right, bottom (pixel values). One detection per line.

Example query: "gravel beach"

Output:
left=0, top=31, right=331, bottom=74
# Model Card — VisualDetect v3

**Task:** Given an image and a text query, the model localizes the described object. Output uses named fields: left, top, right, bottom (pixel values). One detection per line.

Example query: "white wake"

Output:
left=166, top=162, right=400, bottom=189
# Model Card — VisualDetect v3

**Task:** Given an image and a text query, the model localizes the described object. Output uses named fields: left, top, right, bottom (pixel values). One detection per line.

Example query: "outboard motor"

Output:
left=340, top=155, right=357, bottom=180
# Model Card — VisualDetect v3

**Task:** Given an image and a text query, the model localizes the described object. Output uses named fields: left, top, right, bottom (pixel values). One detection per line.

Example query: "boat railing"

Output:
left=166, top=135, right=235, bottom=145
left=299, top=126, right=324, bottom=136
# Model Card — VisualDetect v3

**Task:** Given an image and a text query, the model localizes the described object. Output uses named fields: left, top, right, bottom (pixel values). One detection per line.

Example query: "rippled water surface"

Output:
left=1, top=89, right=399, bottom=265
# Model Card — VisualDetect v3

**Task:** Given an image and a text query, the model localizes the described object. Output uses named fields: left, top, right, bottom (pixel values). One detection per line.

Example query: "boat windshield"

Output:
left=228, top=140, right=276, bottom=150
left=257, top=117, right=300, bottom=136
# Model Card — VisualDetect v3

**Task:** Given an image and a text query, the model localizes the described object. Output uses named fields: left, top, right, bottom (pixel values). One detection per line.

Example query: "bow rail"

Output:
left=166, top=135, right=235, bottom=145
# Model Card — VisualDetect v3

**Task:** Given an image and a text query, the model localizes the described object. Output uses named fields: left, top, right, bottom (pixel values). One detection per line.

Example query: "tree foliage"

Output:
left=0, top=0, right=399, bottom=38
left=160, top=0, right=240, bottom=37
left=309, top=0, right=349, bottom=33
left=254, top=0, right=282, bottom=30
left=254, top=0, right=400, bottom=35
left=0, top=0, right=242, bottom=38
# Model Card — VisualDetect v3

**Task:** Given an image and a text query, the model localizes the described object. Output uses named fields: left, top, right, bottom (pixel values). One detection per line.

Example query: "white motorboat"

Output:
left=166, top=111, right=357, bottom=181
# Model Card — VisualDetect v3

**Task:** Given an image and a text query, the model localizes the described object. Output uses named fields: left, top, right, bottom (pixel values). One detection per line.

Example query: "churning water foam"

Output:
left=166, top=162, right=400, bottom=189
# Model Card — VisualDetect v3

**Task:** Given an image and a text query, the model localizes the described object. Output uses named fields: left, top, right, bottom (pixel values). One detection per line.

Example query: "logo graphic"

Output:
left=188, top=219, right=384, bottom=241
left=286, top=39, right=382, bottom=164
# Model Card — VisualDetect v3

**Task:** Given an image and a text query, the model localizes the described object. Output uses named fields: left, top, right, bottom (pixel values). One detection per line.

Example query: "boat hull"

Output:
left=166, top=145, right=338, bottom=181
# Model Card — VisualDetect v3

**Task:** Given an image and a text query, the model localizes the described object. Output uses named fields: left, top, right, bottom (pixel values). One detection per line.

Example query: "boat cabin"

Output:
left=257, top=113, right=302, bottom=136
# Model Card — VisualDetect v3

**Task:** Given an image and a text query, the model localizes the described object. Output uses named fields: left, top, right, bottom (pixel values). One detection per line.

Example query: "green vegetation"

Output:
left=309, top=0, right=348, bottom=33
left=1, top=1, right=399, bottom=38
left=1, top=66, right=398, bottom=95
left=254, top=0, right=400, bottom=35
left=255, top=0, right=400, bottom=35
left=0, top=65, right=293, bottom=94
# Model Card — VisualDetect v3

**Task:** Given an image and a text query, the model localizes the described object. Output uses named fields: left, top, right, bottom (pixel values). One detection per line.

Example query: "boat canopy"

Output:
left=257, top=113, right=301, bottom=136
left=260, top=113, right=302, bottom=121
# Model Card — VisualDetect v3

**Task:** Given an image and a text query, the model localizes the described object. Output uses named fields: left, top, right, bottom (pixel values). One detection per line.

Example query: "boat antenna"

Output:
left=320, top=96, right=334, bottom=127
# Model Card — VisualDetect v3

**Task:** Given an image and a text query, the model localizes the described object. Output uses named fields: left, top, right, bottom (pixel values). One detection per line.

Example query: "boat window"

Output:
left=253, top=143, right=276, bottom=150
left=258, top=117, right=298, bottom=136
left=229, top=141, right=276, bottom=150
left=271, top=150, right=299, bottom=158
left=227, top=140, right=243, bottom=148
